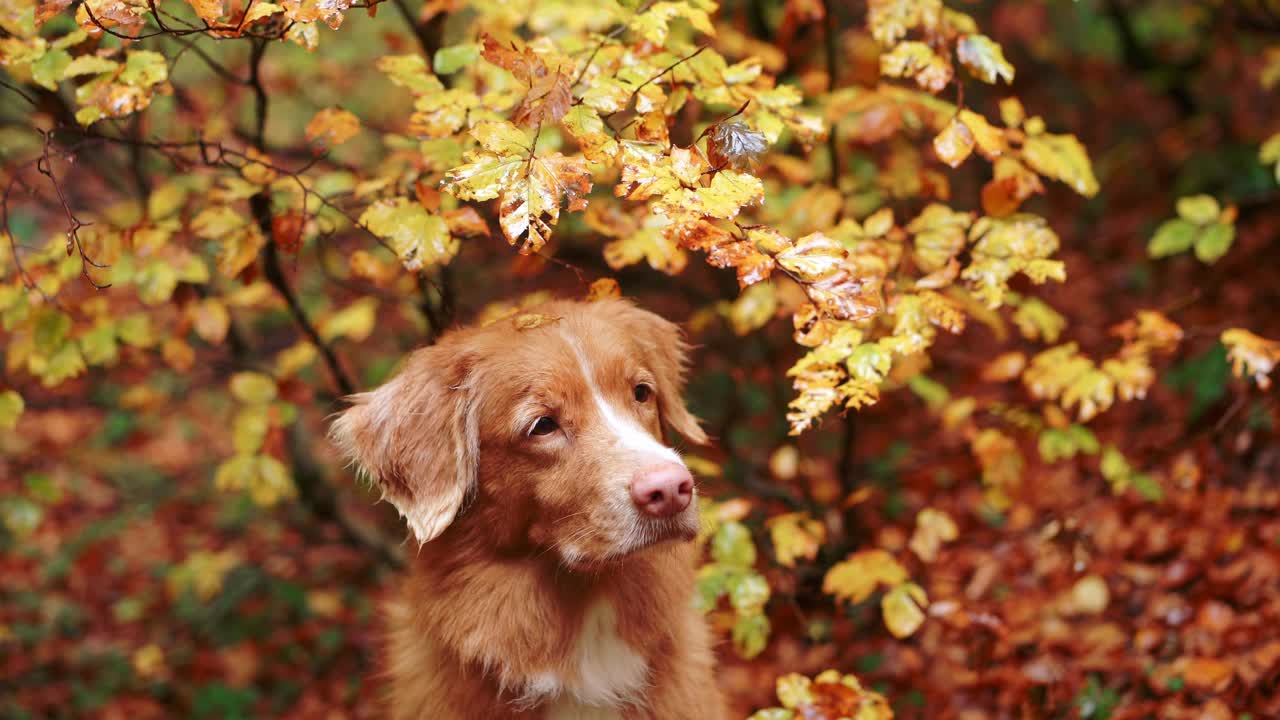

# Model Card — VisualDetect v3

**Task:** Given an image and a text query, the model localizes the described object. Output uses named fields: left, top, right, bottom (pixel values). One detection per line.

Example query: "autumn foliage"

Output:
left=3, top=0, right=1280, bottom=717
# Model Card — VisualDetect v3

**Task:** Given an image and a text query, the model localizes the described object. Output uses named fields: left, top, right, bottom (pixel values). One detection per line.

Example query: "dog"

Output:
left=330, top=298, right=726, bottom=720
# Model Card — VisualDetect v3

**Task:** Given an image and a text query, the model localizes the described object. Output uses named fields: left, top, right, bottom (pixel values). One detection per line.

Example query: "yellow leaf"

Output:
left=1222, top=328, right=1280, bottom=390
left=319, top=297, right=378, bottom=342
left=1021, top=132, right=1099, bottom=197
left=767, top=512, right=826, bottom=567
left=183, top=0, right=223, bottom=24
left=585, top=277, right=621, bottom=302
left=908, top=203, right=972, bottom=272
left=189, top=297, right=230, bottom=345
left=562, top=105, right=619, bottom=163
left=243, top=1, right=282, bottom=23
left=1061, top=367, right=1115, bottom=422
left=132, top=644, right=165, bottom=679
left=167, top=550, right=238, bottom=602
left=959, top=109, right=1005, bottom=158
left=1012, top=296, right=1066, bottom=343
left=603, top=226, right=688, bottom=275
left=305, top=107, right=361, bottom=150
left=1023, top=343, right=1092, bottom=402
left=1067, top=575, right=1109, bottom=615
left=0, top=390, right=23, bottom=430
left=823, top=549, right=909, bottom=605
left=1175, top=194, right=1220, bottom=225
left=275, top=341, right=317, bottom=377
left=908, top=507, right=958, bottom=562
left=1102, top=354, right=1155, bottom=401
left=628, top=1, right=716, bottom=46
left=933, top=115, right=975, bottom=167
left=359, top=198, right=457, bottom=270
left=868, top=0, right=941, bottom=46
left=880, top=41, right=951, bottom=93
left=881, top=582, right=928, bottom=638
left=971, top=428, right=1022, bottom=510
left=956, top=34, right=1014, bottom=84
left=229, top=372, right=277, bottom=404
left=725, top=282, right=777, bottom=336
left=774, top=673, right=813, bottom=709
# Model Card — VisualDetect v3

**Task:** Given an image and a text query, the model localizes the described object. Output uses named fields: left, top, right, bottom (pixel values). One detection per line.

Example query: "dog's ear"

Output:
left=618, top=303, right=709, bottom=446
left=329, top=344, right=477, bottom=544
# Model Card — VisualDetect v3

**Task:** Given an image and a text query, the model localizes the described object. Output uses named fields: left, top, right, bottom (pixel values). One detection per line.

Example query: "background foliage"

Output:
left=2, top=0, right=1280, bottom=717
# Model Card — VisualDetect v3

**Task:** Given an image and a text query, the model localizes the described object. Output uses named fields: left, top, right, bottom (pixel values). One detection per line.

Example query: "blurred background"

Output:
left=2, top=0, right=1279, bottom=718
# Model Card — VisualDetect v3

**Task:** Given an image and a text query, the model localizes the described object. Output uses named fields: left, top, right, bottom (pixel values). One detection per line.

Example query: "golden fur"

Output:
left=330, top=299, right=726, bottom=720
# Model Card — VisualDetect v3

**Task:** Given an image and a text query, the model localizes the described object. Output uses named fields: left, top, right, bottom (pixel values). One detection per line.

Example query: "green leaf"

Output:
left=730, top=612, right=770, bottom=659
left=434, top=43, right=480, bottom=75
left=727, top=571, right=771, bottom=614
left=319, top=297, right=379, bottom=343
left=693, top=563, right=730, bottom=612
left=34, top=309, right=71, bottom=355
left=711, top=520, right=757, bottom=568
left=1175, top=194, right=1220, bottom=225
left=0, top=390, right=24, bottom=430
left=0, top=497, right=42, bottom=537
left=1164, top=342, right=1229, bottom=420
left=1147, top=218, right=1197, bottom=258
left=31, top=48, right=71, bottom=91
left=119, top=50, right=168, bottom=87
left=1193, top=222, right=1234, bottom=263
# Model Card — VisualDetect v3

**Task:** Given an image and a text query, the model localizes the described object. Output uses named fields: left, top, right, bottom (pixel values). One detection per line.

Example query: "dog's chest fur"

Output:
left=521, top=600, right=649, bottom=719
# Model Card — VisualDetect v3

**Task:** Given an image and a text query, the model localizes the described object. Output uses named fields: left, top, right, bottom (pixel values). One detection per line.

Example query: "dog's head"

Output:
left=329, top=299, right=708, bottom=566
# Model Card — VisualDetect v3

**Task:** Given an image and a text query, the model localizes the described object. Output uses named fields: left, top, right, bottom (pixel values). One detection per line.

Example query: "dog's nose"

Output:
left=630, top=463, right=694, bottom=517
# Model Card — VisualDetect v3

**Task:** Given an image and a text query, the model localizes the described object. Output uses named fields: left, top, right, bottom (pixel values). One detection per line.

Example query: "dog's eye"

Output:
left=633, top=383, right=654, bottom=403
left=529, top=416, right=559, bottom=436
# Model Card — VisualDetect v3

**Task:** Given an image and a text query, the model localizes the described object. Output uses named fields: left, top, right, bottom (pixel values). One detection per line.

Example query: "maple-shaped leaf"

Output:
left=359, top=198, right=457, bottom=270
left=880, top=41, right=952, bottom=93
left=305, top=107, right=361, bottom=150
left=1222, top=329, right=1280, bottom=390
left=823, top=549, right=910, bottom=605
left=956, top=34, right=1014, bottom=84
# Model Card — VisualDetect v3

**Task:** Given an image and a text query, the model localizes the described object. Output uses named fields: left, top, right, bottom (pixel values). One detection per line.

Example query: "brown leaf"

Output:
left=512, top=68, right=572, bottom=127
left=272, top=212, right=304, bottom=254
left=36, top=0, right=74, bottom=27
left=675, top=221, right=776, bottom=287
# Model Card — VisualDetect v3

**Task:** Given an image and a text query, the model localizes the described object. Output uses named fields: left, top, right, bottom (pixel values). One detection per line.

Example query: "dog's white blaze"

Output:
left=557, top=600, right=649, bottom=716
left=564, top=332, right=680, bottom=464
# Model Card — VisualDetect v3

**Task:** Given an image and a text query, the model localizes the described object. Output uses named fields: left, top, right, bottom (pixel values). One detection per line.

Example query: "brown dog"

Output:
left=330, top=299, right=726, bottom=719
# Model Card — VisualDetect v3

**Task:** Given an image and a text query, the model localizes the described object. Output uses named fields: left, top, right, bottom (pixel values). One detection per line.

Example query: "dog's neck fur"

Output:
left=390, top=519, right=698, bottom=718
